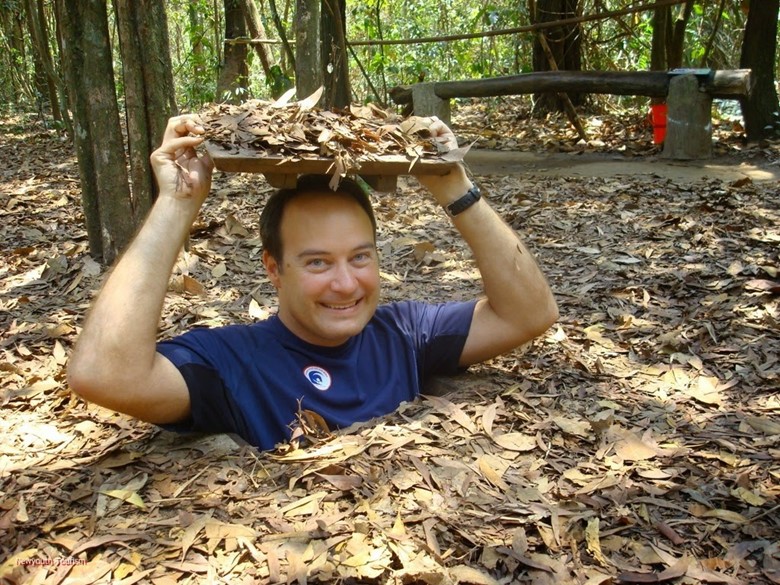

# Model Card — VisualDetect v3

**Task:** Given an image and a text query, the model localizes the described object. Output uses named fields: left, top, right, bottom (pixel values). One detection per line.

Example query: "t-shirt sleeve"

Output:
left=156, top=333, right=254, bottom=440
left=389, top=300, right=476, bottom=378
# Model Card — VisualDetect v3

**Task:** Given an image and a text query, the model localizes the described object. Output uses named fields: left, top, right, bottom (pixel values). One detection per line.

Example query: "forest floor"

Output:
left=0, top=97, right=778, bottom=585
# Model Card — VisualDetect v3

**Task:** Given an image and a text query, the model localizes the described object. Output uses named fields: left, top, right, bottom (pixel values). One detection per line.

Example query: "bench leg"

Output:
left=411, top=82, right=451, bottom=124
left=662, top=73, right=713, bottom=160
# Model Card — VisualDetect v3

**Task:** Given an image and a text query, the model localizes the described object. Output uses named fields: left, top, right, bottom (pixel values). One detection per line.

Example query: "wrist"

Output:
left=425, top=164, right=474, bottom=207
left=444, top=185, right=481, bottom=217
left=145, top=195, right=200, bottom=238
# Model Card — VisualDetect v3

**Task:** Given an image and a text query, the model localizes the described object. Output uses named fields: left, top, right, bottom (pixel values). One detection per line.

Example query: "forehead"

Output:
left=279, top=191, right=375, bottom=241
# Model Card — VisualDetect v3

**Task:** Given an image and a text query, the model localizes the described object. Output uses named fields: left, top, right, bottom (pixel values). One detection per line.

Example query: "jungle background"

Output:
left=1, top=0, right=779, bottom=583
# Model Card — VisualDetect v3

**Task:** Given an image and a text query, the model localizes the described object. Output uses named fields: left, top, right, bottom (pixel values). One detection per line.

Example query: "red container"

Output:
left=650, top=103, right=667, bottom=144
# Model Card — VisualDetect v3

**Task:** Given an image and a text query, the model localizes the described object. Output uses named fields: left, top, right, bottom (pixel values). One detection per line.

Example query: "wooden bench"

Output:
left=390, top=69, right=753, bottom=160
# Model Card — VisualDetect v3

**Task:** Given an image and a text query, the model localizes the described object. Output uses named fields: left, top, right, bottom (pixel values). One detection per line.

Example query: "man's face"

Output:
left=263, top=191, right=380, bottom=347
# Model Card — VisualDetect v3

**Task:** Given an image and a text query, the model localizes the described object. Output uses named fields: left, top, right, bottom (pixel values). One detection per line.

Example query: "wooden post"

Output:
left=662, top=74, right=713, bottom=160
left=411, top=83, right=451, bottom=123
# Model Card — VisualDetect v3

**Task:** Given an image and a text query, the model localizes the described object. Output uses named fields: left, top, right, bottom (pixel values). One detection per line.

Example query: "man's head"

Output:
left=260, top=175, right=381, bottom=347
left=260, top=175, right=377, bottom=263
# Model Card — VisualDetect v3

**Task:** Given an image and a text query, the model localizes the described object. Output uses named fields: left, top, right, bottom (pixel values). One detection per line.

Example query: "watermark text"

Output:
left=17, top=557, right=88, bottom=567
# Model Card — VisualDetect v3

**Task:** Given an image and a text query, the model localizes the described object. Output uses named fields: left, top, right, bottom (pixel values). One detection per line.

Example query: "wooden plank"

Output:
left=706, top=69, right=754, bottom=98
left=206, top=144, right=458, bottom=176
left=389, top=70, right=752, bottom=104
left=206, top=144, right=457, bottom=192
left=432, top=71, right=671, bottom=99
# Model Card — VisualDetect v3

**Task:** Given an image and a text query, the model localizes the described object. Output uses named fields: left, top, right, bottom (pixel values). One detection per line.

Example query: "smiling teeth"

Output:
left=323, top=301, right=358, bottom=309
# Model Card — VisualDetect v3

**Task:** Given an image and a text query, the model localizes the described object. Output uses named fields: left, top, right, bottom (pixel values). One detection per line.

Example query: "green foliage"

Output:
left=0, top=3, right=33, bottom=113
left=0, top=0, right=761, bottom=115
left=268, top=64, right=294, bottom=99
left=166, top=0, right=221, bottom=108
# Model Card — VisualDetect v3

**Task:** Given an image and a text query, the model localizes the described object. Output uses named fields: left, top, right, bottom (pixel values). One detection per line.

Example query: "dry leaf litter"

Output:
left=200, top=88, right=460, bottom=190
left=1, top=98, right=779, bottom=584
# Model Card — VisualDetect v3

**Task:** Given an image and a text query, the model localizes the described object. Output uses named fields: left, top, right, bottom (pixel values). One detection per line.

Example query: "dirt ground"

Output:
left=465, top=149, right=780, bottom=183
left=1, top=105, right=778, bottom=584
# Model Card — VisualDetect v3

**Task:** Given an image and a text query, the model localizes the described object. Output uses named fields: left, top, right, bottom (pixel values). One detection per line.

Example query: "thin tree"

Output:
left=0, top=8, right=33, bottom=107
left=531, top=0, right=583, bottom=112
left=217, top=0, right=250, bottom=102
left=114, top=0, right=178, bottom=224
left=23, top=0, right=60, bottom=120
left=56, top=0, right=135, bottom=264
left=321, top=0, right=350, bottom=107
left=740, top=0, right=780, bottom=141
left=650, top=5, right=669, bottom=71
left=295, top=0, right=322, bottom=98
left=268, top=0, right=295, bottom=71
left=239, top=0, right=273, bottom=78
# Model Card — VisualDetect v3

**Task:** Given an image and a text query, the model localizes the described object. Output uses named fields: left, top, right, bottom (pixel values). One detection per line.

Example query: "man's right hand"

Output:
left=150, top=116, right=214, bottom=206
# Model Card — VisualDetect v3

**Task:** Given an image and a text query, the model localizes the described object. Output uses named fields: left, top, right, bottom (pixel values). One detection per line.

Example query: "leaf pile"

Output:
left=1, top=108, right=779, bottom=584
left=200, top=88, right=451, bottom=188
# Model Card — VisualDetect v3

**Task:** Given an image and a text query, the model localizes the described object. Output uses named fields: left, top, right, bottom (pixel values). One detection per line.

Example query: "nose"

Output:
left=330, top=262, right=359, bottom=293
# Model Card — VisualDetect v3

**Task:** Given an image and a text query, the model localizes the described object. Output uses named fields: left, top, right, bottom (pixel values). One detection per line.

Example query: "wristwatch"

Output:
left=445, top=185, right=481, bottom=217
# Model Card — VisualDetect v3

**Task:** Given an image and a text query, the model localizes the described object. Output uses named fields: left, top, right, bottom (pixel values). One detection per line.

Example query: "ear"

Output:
left=263, top=250, right=282, bottom=289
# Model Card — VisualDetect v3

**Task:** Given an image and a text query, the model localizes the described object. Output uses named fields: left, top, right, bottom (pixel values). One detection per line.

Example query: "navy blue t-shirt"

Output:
left=156, top=300, right=475, bottom=450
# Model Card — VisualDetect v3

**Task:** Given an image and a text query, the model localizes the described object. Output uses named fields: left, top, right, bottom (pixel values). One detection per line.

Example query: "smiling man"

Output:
left=261, top=180, right=382, bottom=347
left=68, top=115, right=558, bottom=450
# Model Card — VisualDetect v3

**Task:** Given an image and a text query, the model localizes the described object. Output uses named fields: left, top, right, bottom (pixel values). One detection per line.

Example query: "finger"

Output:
left=157, top=135, right=204, bottom=157
left=162, top=115, right=205, bottom=142
left=178, top=148, right=214, bottom=175
left=161, top=116, right=187, bottom=141
left=174, top=118, right=205, bottom=136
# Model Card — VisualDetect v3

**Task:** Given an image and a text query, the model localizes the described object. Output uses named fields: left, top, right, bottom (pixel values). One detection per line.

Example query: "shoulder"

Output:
left=158, top=317, right=284, bottom=365
left=372, top=300, right=426, bottom=328
left=373, top=300, right=477, bottom=334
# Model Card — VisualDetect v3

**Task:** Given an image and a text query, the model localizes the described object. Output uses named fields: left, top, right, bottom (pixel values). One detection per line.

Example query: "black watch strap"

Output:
left=446, top=185, right=481, bottom=216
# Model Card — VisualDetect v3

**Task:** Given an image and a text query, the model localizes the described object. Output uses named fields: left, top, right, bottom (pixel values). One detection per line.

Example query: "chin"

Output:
left=320, top=313, right=373, bottom=343
left=325, top=321, right=367, bottom=341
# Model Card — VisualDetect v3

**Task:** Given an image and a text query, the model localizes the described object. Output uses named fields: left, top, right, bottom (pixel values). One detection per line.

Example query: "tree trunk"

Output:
left=23, top=1, right=49, bottom=112
left=56, top=0, right=134, bottom=265
left=239, top=0, right=273, bottom=79
left=24, top=0, right=64, bottom=122
left=1, top=9, right=34, bottom=105
left=268, top=0, right=295, bottom=71
left=188, top=0, right=207, bottom=89
left=114, top=0, right=177, bottom=225
left=667, top=0, right=694, bottom=70
left=217, top=0, right=249, bottom=102
left=295, top=0, right=321, bottom=98
left=136, top=2, right=177, bottom=148
left=36, top=0, right=64, bottom=122
left=650, top=7, right=668, bottom=71
left=739, top=0, right=780, bottom=141
left=321, top=0, right=350, bottom=107
left=531, top=0, right=583, bottom=112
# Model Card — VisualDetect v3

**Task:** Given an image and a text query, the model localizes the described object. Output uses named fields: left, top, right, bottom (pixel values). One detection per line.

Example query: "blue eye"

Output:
left=353, top=251, right=373, bottom=264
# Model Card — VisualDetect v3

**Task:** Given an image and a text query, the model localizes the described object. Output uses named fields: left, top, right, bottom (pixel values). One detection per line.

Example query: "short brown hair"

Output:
left=259, top=175, right=377, bottom=262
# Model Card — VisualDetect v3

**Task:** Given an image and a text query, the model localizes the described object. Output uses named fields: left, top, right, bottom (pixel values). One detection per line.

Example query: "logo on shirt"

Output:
left=304, top=366, right=331, bottom=391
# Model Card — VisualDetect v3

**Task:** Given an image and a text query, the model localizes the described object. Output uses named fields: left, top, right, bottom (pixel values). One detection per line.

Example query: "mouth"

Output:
left=320, top=299, right=361, bottom=311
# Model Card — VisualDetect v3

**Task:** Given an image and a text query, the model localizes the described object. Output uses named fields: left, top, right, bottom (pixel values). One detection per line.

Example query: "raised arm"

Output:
left=67, top=116, right=214, bottom=423
left=417, top=119, right=558, bottom=367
